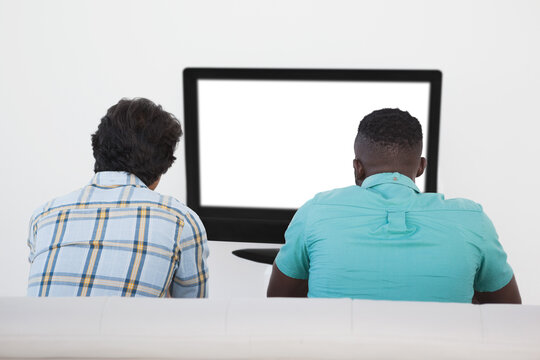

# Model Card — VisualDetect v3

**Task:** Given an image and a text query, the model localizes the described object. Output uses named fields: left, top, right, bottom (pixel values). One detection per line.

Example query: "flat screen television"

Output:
left=184, top=68, right=442, bottom=246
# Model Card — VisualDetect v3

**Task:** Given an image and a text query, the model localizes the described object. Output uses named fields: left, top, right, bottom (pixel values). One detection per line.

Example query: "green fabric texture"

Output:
left=276, top=172, right=513, bottom=303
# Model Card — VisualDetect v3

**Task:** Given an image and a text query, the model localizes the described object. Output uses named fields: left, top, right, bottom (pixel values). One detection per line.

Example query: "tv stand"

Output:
left=232, top=248, right=279, bottom=265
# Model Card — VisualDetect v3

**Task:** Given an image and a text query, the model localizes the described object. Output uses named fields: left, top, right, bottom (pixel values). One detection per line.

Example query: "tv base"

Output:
left=232, top=248, right=279, bottom=265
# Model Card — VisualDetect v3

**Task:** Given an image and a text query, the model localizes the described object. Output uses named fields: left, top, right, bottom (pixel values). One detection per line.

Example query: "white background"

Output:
left=199, top=80, right=430, bottom=208
left=0, top=0, right=539, bottom=303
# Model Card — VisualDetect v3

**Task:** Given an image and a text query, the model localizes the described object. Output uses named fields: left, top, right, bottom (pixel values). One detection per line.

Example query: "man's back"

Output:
left=275, top=172, right=513, bottom=303
left=27, top=171, right=208, bottom=297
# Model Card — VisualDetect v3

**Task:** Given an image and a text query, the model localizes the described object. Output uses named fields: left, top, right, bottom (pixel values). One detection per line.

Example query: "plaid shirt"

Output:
left=27, top=172, right=209, bottom=298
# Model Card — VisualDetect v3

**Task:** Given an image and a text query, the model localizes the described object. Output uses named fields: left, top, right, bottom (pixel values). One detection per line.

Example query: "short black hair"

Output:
left=356, top=108, right=423, bottom=152
left=91, top=98, right=183, bottom=186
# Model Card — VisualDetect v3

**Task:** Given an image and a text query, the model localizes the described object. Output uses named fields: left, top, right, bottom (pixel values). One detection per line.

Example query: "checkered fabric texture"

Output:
left=27, top=172, right=209, bottom=298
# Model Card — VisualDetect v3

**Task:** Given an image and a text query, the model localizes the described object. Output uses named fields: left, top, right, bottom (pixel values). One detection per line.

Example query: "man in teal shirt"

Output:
left=267, top=109, right=521, bottom=304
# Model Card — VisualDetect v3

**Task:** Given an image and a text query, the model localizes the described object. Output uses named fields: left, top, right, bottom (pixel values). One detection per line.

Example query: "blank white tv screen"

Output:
left=197, top=79, right=431, bottom=210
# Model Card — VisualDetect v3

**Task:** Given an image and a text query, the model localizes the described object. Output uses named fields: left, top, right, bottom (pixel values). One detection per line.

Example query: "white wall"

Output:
left=0, top=0, right=539, bottom=303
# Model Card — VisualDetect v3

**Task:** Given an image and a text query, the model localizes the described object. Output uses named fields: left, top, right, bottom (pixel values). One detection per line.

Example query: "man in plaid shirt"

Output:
left=27, top=98, right=209, bottom=298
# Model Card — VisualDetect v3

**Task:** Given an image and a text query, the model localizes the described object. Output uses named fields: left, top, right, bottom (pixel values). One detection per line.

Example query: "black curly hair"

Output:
left=91, top=98, right=183, bottom=186
left=356, top=108, right=423, bottom=154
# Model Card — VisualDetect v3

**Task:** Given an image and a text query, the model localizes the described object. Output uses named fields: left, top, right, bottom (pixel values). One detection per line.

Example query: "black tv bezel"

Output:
left=183, top=68, right=442, bottom=244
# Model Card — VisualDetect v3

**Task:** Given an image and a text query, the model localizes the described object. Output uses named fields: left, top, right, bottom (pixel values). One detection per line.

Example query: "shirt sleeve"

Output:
left=171, top=210, right=209, bottom=298
left=27, top=209, right=40, bottom=263
left=274, top=200, right=312, bottom=280
left=473, top=212, right=514, bottom=292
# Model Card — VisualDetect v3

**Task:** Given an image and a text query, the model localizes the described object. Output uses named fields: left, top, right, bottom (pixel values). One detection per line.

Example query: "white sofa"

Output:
left=1, top=297, right=539, bottom=359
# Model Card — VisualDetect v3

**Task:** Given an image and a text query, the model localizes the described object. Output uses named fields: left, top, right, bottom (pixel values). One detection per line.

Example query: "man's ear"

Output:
left=353, top=159, right=366, bottom=186
left=416, top=157, right=427, bottom=178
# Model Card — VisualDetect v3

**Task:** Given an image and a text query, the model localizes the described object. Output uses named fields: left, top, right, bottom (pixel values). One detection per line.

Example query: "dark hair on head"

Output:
left=91, top=98, right=183, bottom=186
left=357, top=108, right=423, bottom=152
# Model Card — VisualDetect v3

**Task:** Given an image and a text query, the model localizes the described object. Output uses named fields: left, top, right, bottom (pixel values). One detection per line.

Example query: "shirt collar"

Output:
left=89, top=171, right=147, bottom=188
left=361, top=172, right=420, bottom=193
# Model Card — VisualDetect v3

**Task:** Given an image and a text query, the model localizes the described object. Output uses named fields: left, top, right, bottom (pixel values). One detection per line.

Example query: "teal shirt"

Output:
left=275, top=172, right=513, bottom=303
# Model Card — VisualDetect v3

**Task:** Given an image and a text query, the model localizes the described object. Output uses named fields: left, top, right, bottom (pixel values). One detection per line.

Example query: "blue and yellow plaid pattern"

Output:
left=27, top=172, right=209, bottom=298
